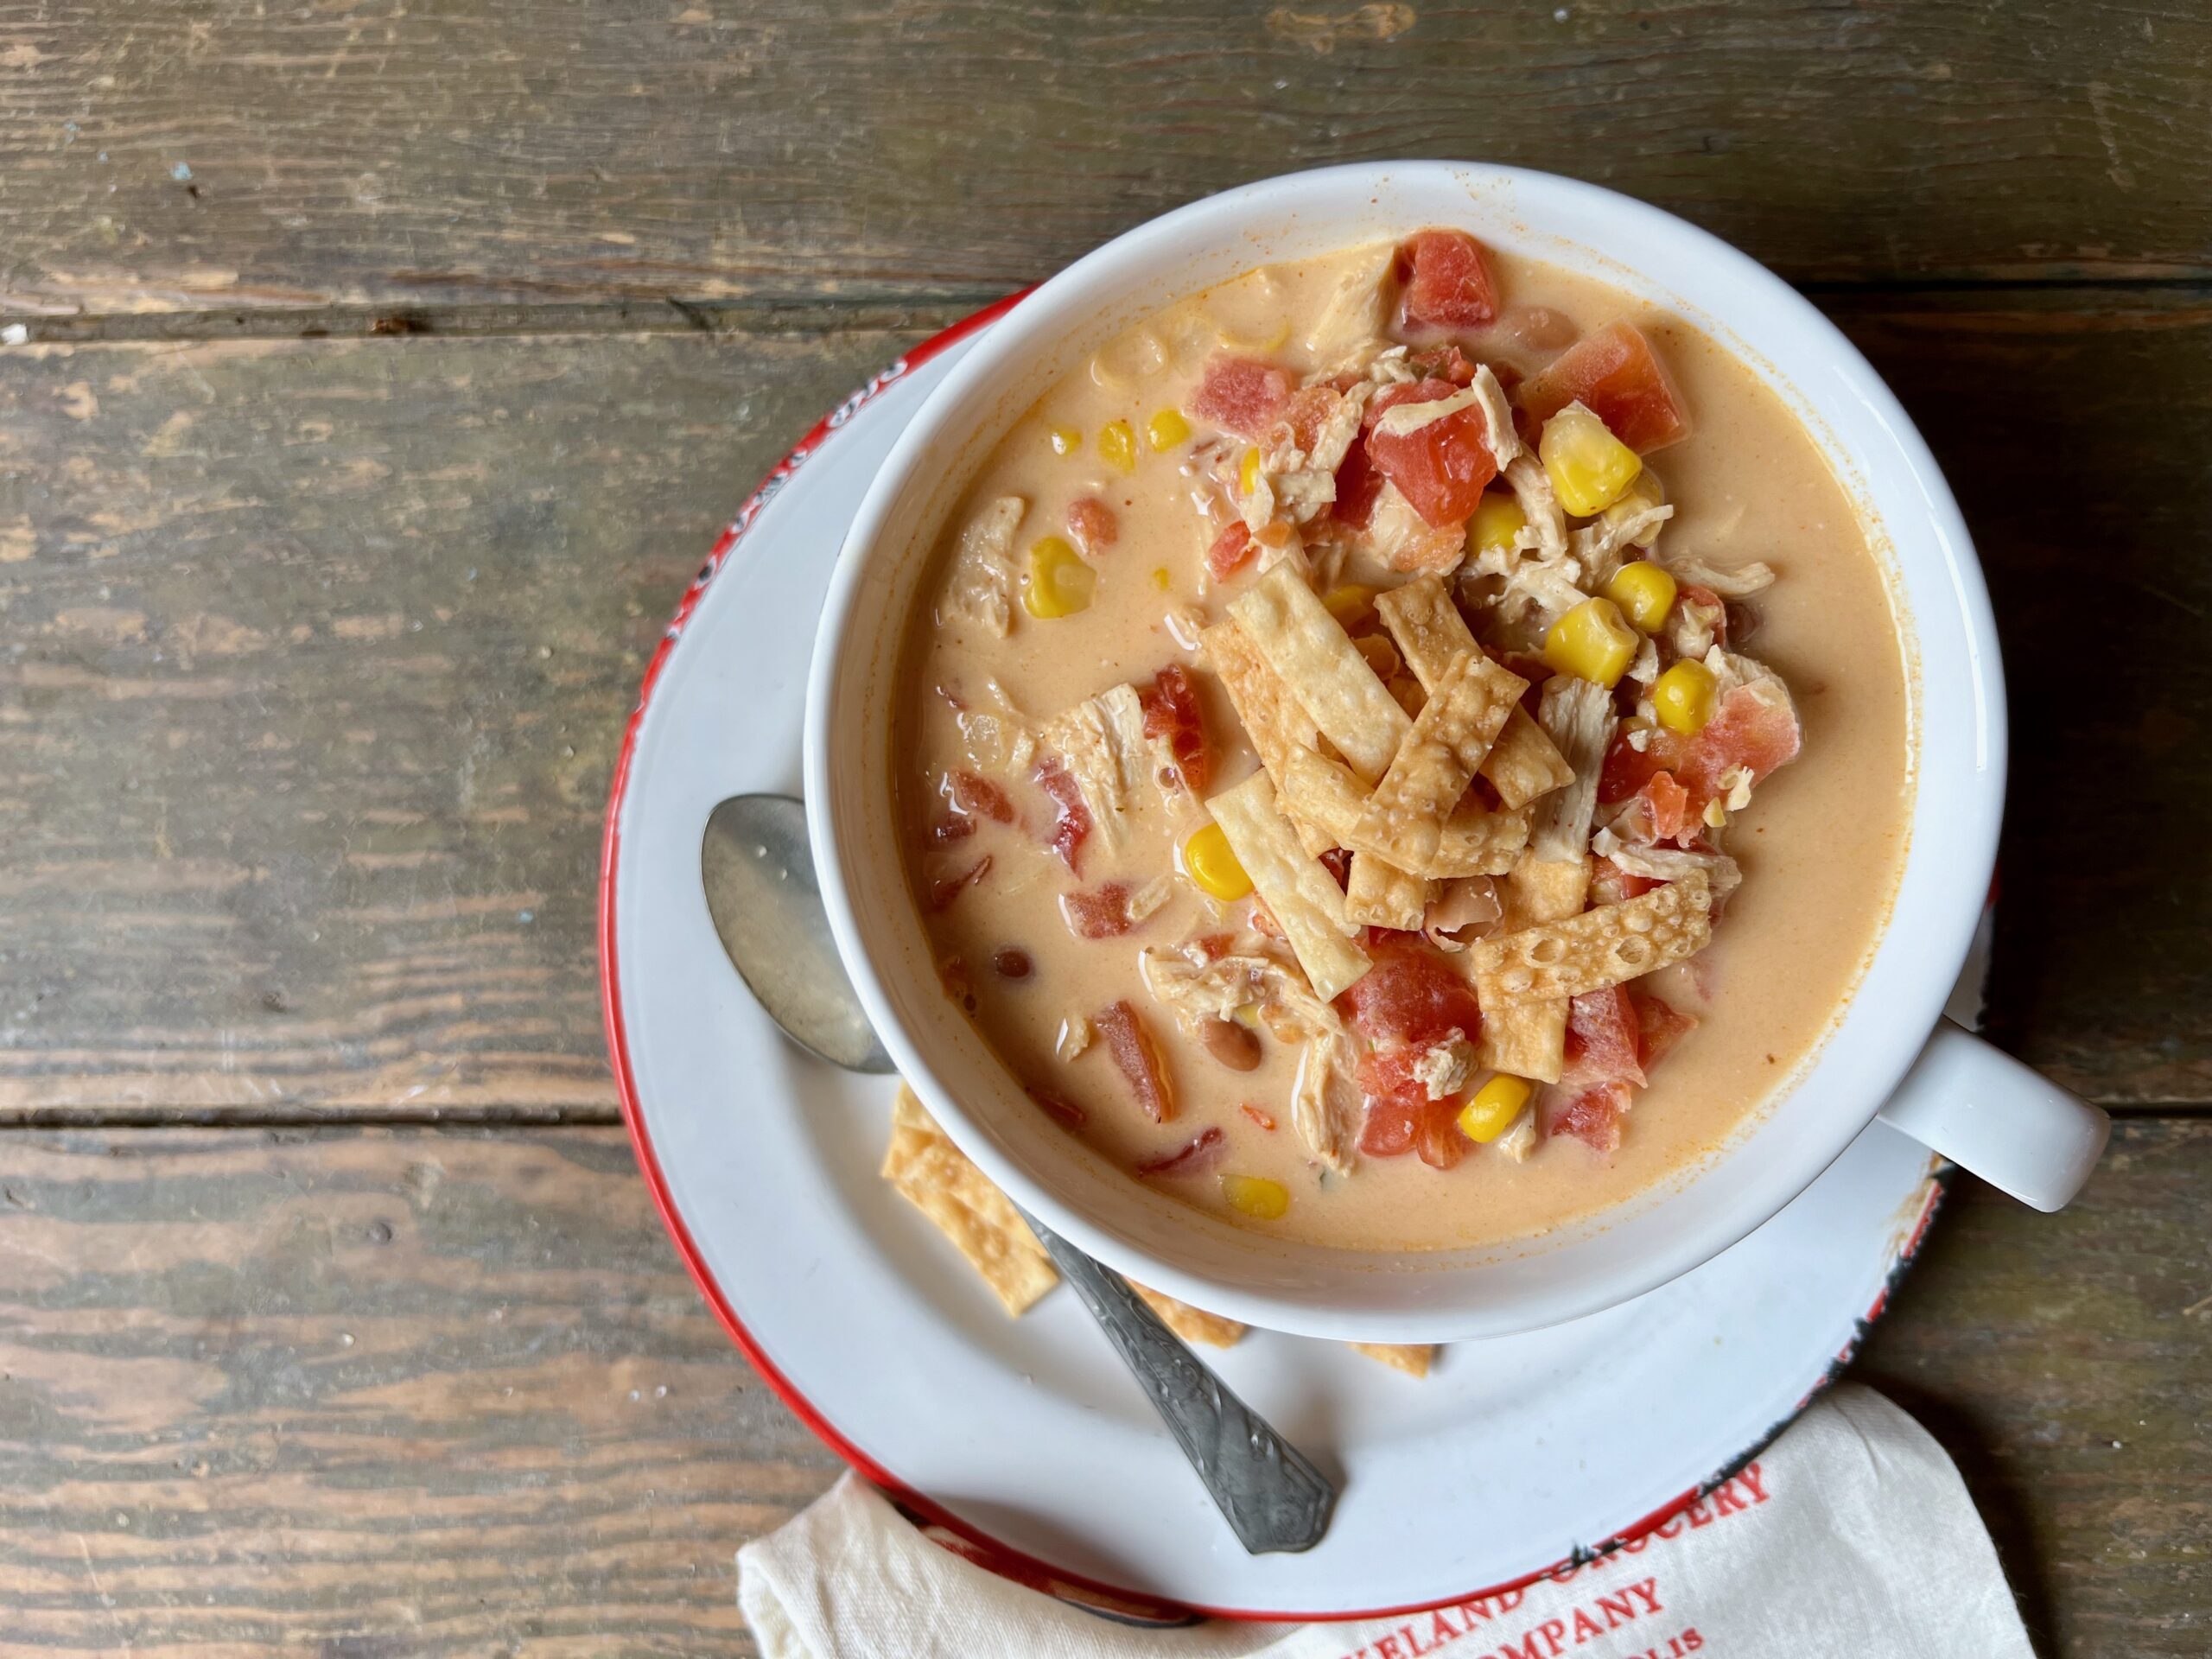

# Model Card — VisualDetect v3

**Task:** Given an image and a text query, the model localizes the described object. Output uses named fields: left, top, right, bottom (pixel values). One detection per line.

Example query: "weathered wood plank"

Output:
left=0, top=0, right=2208, bottom=318
left=1855, top=1121, right=2212, bottom=1658
left=0, top=1127, right=835, bottom=1656
left=0, top=1121, right=2202, bottom=1654
left=0, top=323, right=944, bottom=1116
left=2, top=292, right=2205, bottom=1117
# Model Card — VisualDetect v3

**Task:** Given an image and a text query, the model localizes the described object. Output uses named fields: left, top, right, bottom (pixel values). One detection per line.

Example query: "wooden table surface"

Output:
left=1, top=3, right=2205, bottom=1653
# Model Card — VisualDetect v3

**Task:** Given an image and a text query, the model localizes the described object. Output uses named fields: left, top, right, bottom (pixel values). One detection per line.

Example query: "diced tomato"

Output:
left=1241, top=1103, right=1278, bottom=1132
left=1355, top=1046, right=1469, bottom=1169
left=927, top=855, right=992, bottom=912
left=1401, top=229, right=1503, bottom=330
left=1065, top=496, right=1119, bottom=555
left=1061, top=881, right=1136, bottom=939
left=1404, top=343, right=1479, bottom=386
left=1548, top=1083, right=1631, bottom=1153
left=1600, top=725, right=1685, bottom=806
left=1135, top=1125, right=1224, bottom=1177
left=1640, top=771, right=1694, bottom=843
left=1280, top=384, right=1341, bottom=454
left=1192, top=931, right=1237, bottom=962
left=1588, top=855, right=1662, bottom=907
left=1138, top=663, right=1213, bottom=791
left=1027, top=1085, right=1087, bottom=1128
left=1206, top=519, right=1255, bottom=581
left=1677, top=683, right=1802, bottom=807
left=1517, top=321, right=1689, bottom=454
left=1189, top=356, right=1294, bottom=438
left=1332, top=435, right=1384, bottom=528
left=1364, top=378, right=1498, bottom=528
left=1337, top=934, right=1484, bottom=1050
left=1563, top=986, right=1646, bottom=1090
left=1033, top=755, right=1091, bottom=874
left=1630, top=989, right=1697, bottom=1071
left=1094, top=1000, right=1176, bottom=1122
left=947, top=769, right=1014, bottom=823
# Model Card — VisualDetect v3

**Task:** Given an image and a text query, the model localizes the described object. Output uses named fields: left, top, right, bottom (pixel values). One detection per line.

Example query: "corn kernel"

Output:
left=1220, top=1173, right=1290, bottom=1220
left=1322, top=583, right=1377, bottom=630
left=1183, top=821, right=1253, bottom=901
left=1239, top=447, right=1262, bottom=496
left=1459, top=1074, right=1534, bottom=1143
left=1540, top=402, right=1643, bottom=517
left=1146, top=408, right=1192, bottom=452
left=1471, top=492, right=1529, bottom=556
left=1048, top=424, right=1082, bottom=457
left=1543, top=596, right=1639, bottom=689
left=1098, top=419, right=1137, bottom=474
left=1150, top=565, right=1172, bottom=592
left=1022, top=536, right=1096, bottom=619
left=1652, top=658, right=1719, bottom=736
left=1605, top=560, right=1679, bottom=632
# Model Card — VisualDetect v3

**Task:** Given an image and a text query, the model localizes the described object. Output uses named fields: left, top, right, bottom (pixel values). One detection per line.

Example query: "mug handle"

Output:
left=1875, top=1019, right=2110, bottom=1211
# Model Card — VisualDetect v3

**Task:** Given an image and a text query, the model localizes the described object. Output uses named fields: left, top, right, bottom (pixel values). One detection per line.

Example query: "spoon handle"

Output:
left=1022, top=1213, right=1336, bottom=1554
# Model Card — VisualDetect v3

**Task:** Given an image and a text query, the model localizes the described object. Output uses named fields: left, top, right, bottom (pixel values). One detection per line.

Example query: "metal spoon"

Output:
left=702, top=791, right=1338, bottom=1554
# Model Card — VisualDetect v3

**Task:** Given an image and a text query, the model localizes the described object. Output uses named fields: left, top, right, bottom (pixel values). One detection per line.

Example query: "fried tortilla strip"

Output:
left=1230, top=561, right=1410, bottom=785
left=1345, top=851, right=1432, bottom=931
left=1472, top=872, right=1713, bottom=1005
left=1133, top=1284, right=1249, bottom=1349
left=1200, top=617, right=1332, bottom=857
left=1206, top=772, right=1371, bottom=1001
left=1351, top=1342, right=1437, bottom=1378
left=1352, top=650, right=1526, bottom=870
left=1529, top=676, right=1618, bottom=864
left=1478, top=854, right=1592, bottom=1084
left=883, top=1086, right=1058, bottom=1316
left=1375, top=575, right=1572, bottom=808
left=1280, top=746, right=1530, bottom=880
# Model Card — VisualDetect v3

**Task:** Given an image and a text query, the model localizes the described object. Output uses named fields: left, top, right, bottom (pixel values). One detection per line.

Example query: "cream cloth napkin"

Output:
left=737, top=1385, right=2031, bottom=1659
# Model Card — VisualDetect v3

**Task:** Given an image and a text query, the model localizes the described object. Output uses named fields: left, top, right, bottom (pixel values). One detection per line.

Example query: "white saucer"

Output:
left=600, top=302, right=1953, bottom=1621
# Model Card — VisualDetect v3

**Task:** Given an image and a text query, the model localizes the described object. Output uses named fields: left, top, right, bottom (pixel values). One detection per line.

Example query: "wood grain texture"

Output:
left=0, top=1122, right=2200, bottom=1656
left=1, top=0, right=2209, bottom=319
left=3, top=294, right=2206, bottom=1118
left=0, top=321, right=952, bottom=1116
left=0, top=1127, right=839, bottom=1656
left=1855, top=1121, right=2212, bottom=1659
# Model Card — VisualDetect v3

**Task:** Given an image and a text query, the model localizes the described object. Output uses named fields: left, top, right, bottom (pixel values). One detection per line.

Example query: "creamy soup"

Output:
left=897, top=232, right=1910, bottom=1254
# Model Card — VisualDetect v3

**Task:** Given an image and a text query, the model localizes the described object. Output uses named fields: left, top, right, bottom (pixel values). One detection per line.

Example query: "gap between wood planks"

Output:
left=4, top=277, right=2210, bottom=346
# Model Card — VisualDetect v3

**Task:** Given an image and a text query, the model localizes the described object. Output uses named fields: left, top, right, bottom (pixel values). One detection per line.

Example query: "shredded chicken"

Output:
left=1413, top=1034, right=1478, bottom=1101
left=1055, top=1014, right=1093, bottom=1063
left=1592, top=826, right=1745, bottom=900
left=1495, top=1111, right=1538, bottom=1162
left=1469, top=364, right=1522, bottom=469
left=1138, top=938, right=1359, bottom=1173
left=1370, top=383, right=1486, bottom=440
left=1302, top=243, right=1401, bottom=367
left=946, top=677, right=1036, bottom=775
left=941, top=496, right=1025, bottom=638
left=1529, top=677, right=1618, bottom=863
left=1038, top=682, right=1154, bottom=849
left=1660, top=554, right=1777, bottom=598
left=1503, top=454, right=1569, bottom=563
left=1667, top=588, right=1726, bottom=660
left=1625, top=632, right=1662, bottom=689
left=1570, top=503, right=1675, bottom=593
